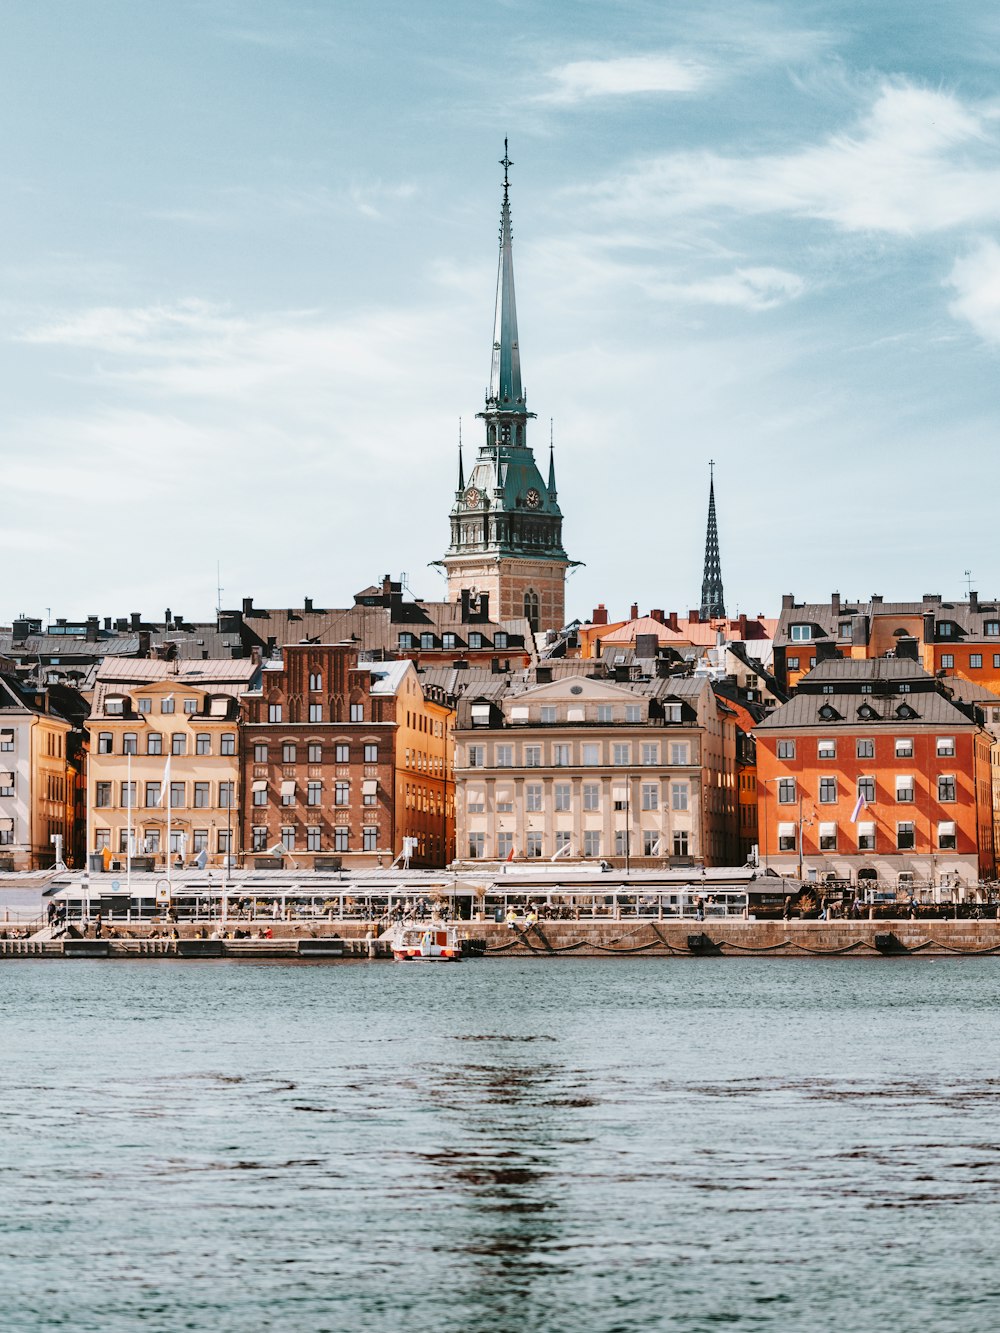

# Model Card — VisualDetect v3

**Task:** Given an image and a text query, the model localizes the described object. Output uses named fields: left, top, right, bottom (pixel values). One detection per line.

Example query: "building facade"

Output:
left=440, top=149, right=572, bottom=634
left=240, top=645, right=454, bottom=869
left=0, top=674, right=75, bottom=871
left=453, top=667, right=738, bottom=867
left=755, top=658, right=995, bottom=898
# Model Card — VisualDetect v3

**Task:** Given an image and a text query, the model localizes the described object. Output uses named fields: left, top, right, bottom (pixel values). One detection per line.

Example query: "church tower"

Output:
left=700, top=461, right=726, bottom=621
left=442, top=144, right=571, bottom=634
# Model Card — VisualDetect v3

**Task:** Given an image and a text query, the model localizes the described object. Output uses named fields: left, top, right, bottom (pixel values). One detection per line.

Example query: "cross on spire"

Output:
left=500, top=138, right=513, bottom=190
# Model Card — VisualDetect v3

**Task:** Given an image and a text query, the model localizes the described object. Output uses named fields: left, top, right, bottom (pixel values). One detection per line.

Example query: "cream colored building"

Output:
left=87, top=659, right=259, bottom=868
left=452, top=669, right=738, bottom=866
left=0, top=674, right=74, bottom=870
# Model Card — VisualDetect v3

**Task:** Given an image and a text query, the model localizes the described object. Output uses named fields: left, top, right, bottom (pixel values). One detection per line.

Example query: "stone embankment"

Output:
left=4, top=918, right=1000, bottom=958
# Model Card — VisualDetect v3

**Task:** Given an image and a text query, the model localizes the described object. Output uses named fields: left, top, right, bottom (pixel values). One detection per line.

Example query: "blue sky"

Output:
left=4, top=0, right=1000, bottom=626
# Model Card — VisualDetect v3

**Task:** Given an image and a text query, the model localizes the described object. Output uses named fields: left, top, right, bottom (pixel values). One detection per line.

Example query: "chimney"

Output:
left=138, top=631, right=151, bottom=658
left=479, top=592, right=489, bottom=623
left=12, top=618, right=30, bottom=645
left=242, top=597, right=254, bottom=617
left=86, top=615, right=99, bottom=643
left=781, top=593, right=795, bottom=610
left=460, top=589, right=471, bottom=622
left=592, top=603, right=609, bottom=626
left=970, top=590, right=979, bottom=613
left=164, top=609, right=171, bottom=626
left=831, top=592, right=841, bottom=616
left=852, top=613, right=868, bottom=644
left=104, top=617, right=112, bottom=631
left=655, top=658, right=672, bottom=678
left=491, top=656, right=502, bottom=674
left=923, top=611, right=935, bottom=642
left=738, top=614, right=747, bottom=636
left=922, top=593, right=942, bottom=606
left=131, top=612, right=141, bottom=629
left=668, top=612, right=678, bottom=631
left=382, top=574, right=392, bottom=596
left=630, top=603, right=639, bottom=621
left=535, top=666, right=553, bottom=684
left=304, top=596, right=313, bottom=613
left=689, top=610, right=700, bottom=625
left=650, top=609, right=665, bottom=624
left=870, top=594, right=883, bottom=605
left=635, top=634, right=659, bottom=659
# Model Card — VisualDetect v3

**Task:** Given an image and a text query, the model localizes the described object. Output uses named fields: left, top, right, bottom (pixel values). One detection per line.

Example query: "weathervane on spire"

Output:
left=500, top=138, right=513, bottom=192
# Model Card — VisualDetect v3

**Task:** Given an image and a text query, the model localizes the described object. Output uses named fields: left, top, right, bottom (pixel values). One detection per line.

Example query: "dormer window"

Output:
left=105, top=696, right=125, bottom=715
left=838, top=622, right=852, bottom=639
left=790, top=625, right=812, bottom=642
left=468, top=632, right=484, bottom=650
left=985, top=621, right=1000, bottom=637
left=818, top=704, right=838, bottom=720
left=858, top=704, right=878, bottom=720
left=442, top=633, right=457, bottom=650
left=937, top=621, right=956, bottom=638
left=420, top=633, right=435, bottom=650
left=896, top=704, right=917, bottom=720
left=398, top=632, right=416, bottom=650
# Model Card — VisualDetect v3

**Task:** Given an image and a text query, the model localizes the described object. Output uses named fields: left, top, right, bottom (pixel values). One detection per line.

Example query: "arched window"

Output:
left=524, top=589, right=540, bottom=632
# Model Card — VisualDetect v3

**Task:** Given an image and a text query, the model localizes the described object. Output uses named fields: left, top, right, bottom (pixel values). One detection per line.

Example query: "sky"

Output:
left=4, top=0, right=1000, bottom=628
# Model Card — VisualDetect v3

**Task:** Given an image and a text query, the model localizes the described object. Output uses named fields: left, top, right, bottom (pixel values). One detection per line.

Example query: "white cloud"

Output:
left=947, top=238, right=1000, bottom=342
left=538, top=54, right=707, bottom=105
left=656, top=266, right=805, bottom=310
left=588, top=82, right=1000, bottom=235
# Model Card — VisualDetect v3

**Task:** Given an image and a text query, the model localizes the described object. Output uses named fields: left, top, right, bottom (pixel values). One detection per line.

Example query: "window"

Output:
left=136, top=697, right=151, bottom=714
left=251, top=743, right=267, bottom=764
left=524, top=745, right=542, bottom=768
left=895, top=738, right=913, bottom=758
left=193, top=782, right=209, bottom=808
left=967, top=653, right=983, bottom=669
left=526, top=831, right=542, bottom=858
left=669, top=742, right=690, bottom=765
left=97, top=732, right=112, bottom=754
left=494, top=632, right=508, bottom=649
left=581, top=742, right=600, bottom=766
left=625, top=705, right=643, bottom=723
left=643, top=831, right=660, bottom=856
left=778, top=822, right=796, bottom=852
left=308, top=743, right=322, bottom=763
left=468, top=632, right=483, bottom=650
left=856, top=739, right=874, bottom=759
left=123, top=733, right=137, bottom=755
left=95, top=782, right=112, bottom=808
left=986, top=621, right=1000, bottom=638
left=309, top=704, right=323, bottom=722
left=363, top=744, right=378, bottom=764
left=195, top=733, right=211, bottom=756
left=596, top=705, right=613, bottom=724
left=468, top=745, right=485, bottom=768
left=309, top=673, right=323, bottom=691
left=170, top=781, right=185, bottom=809
left=838, top=622, right=852, bottom=640
left=787, top=657, right=799, bottom=671
left=217, top=829, right=231, bottom=854
left=219, top=782, right=234, bottom=809
left=307, top=826, right=322, bottom=852
left=540, top=706, right=557, bottom=724
left=525, top=784, right=542, bottom=812
left=335, top=744, right=349, bottom=763
left=0, top=731, right=11, bottom=753
left=269, top=704, right=283, bottom=723
left=496, top=744, right=513, bottom=767
left=895, top=775, right=914, bottom=802
left=192, top=829, right=209, bottom=854
left=363, top=780, right=378, bottom=807
left=857, top=821, right=875, bottom=851
left=468, top=832, right=485, bottom=859
left=334, top=828, right=349, bottom=853
left=350, top=704, right=364, bottom=722
left=668, top=782, right=688, bottom=812
left=583, top=830, right=601, bottom=858
left=858, top=776, right=875, bottom=803
left=281, top=826, right=295, bottom=852
left=105, top=697, right=124, bottom=715
left=937, top=621, right=955, bottom=638
left=937, top=821, right=957, bottom=850
left=307, top=781, right=322, bottom=807
left=941, top=654, right=955, bottom=669
left=144, top=781, right=161, bottom=808
left=183, top=698, right=197, bottom=714
left=221, top=733, right=235, bottom=756
left=790, top=624, right=812, bottom=641
left=778, top=778, right=796, bottom=804
left=938, top=775, right=956, bottom=802
left=523, top=590, right=540, bottom=632
left=583, top=783, right=600, bottom=811
left=777, top=740, right=796, bottom=759
left=897, top=821, right=915, bottom=850
left=335, top=782, right=349, bottom=807
left=612, top=743, right=630, bottom=766
left=673, top=831, right=690, bottom=857
left=554, top=783, right=571, bottom=811
left=641, top=782, right=658, bottom=811
left=497, top=831, right=514, bottom=859
left=555, top=831, right=571, bottom=855
left=553, top=744, right=570, bottom=767
left=118, top=828, right=131, bottom=853
left=171, top=733, right=186, bottom=756
left=363, top=827, right=380, bottom=854
left=442, top=633, right=457, bottom=651
left=280, top=743, right=295, bottom=764
left=994, top=656, right=1000, bottom=670
left=398, top=632, right=415, bottom=651
left=161, top=698, right=175, bottom=715
left=818, top=740, right=836, bottom=760
left=819, top=822, right=837, bottom=851
left=937, top=737, right=955, bottom=757
left=641, top=742, right=658, bottom=766
left=252, top=827, right=268, bottom=852
left=252, top=784, right=267, bottom=807
left=819, top=777, right=837, bottom=803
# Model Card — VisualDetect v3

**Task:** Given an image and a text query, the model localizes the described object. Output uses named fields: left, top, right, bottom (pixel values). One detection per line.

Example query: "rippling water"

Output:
left=3, top=958, right=1000, bottom=1331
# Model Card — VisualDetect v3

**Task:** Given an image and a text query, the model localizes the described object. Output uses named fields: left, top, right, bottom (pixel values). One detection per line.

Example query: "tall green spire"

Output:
left=488, top=139, right=525, bottom=413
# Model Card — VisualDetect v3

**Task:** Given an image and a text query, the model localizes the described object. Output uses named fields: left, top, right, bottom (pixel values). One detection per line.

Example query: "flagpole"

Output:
left=126, top=751, right=132, bottom=896
left=165, top=752, right=172, bottom=891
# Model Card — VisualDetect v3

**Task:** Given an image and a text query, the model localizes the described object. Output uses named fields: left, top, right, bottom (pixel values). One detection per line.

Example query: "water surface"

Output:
left=2, top=957, right=998, bottom=1331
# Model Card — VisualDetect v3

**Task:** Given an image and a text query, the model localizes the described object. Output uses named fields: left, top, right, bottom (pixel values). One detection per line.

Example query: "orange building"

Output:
left=755, top=657, right=994, bottom=901
left=578, top=604, right=776, bottom=660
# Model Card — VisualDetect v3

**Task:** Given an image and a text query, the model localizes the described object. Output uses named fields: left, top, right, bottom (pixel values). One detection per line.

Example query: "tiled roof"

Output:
left=756, top=691, right=976, bottom=730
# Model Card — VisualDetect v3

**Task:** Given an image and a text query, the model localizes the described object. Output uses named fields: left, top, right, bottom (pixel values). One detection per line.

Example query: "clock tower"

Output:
left=441, top=144, right=572, bottom=634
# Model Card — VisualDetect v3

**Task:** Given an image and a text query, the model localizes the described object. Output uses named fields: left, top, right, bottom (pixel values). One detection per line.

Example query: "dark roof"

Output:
left=756, top=690, right=977, bottom=731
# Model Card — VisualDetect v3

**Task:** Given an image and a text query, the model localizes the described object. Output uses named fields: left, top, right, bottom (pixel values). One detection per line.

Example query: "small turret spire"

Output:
left=700, top=460, right=726, bottom=621
left=548, top=419, right=557, bottom=495
left=457, top=418, right=465, bottom=492
left=488, top=138, right=524, bottom=411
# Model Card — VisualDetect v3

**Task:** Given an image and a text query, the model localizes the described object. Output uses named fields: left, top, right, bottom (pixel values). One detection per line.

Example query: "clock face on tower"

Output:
left=465, top=487, right=481, bottom=507
left=524, top=488, right=542, bottom=509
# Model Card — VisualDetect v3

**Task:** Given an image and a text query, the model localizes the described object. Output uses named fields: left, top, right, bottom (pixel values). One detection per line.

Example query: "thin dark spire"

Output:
left=457, top=419, right=465, bottom=491
left=548, top=419, right=557, bottom=495
left=700, top=460, right=726, bottom=621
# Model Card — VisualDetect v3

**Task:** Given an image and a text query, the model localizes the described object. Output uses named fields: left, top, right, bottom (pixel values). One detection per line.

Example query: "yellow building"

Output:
left=87, top=659, right=259, bottom=869
left=0, top=674, right=74, bottom=871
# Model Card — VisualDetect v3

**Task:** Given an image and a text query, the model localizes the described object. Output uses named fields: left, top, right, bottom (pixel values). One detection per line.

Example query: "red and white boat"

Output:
left=389, top=923, right=461, bottom=962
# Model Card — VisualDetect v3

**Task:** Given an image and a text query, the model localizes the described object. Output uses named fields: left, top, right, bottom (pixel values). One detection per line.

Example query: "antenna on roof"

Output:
left=964, top=569, right=974, bottom=598
left=216, top=560, right=224, bottom=617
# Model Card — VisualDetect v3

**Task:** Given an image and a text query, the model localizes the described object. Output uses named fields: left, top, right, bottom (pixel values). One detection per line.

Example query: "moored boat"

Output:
left=389, top=923, right=461, bottom=962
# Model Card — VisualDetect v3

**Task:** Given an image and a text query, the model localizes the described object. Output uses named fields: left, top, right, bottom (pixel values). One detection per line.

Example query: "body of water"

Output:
left=2, top=957, right=999, bottom=1331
